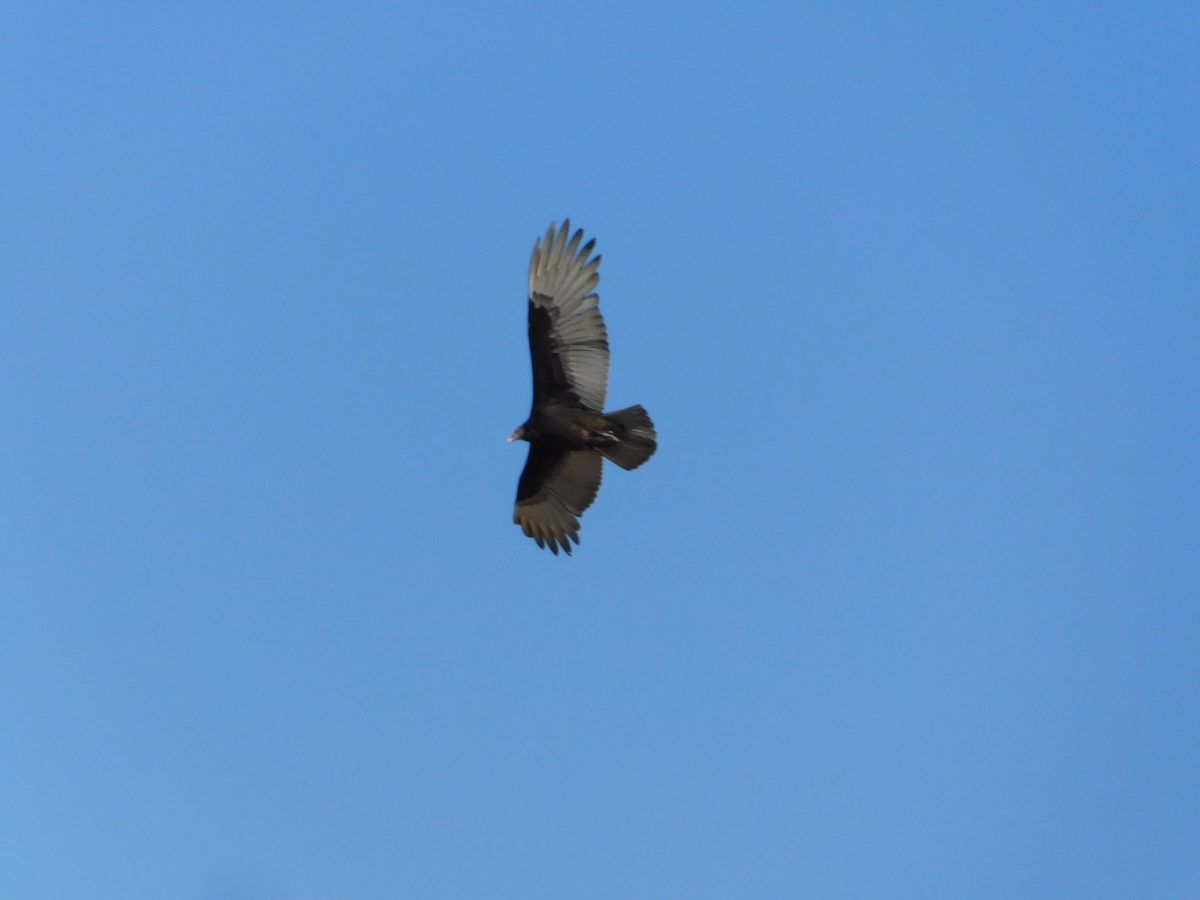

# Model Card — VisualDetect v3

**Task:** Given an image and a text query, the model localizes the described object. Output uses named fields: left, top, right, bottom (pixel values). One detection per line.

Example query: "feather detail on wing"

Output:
left=513, top=448, right=604, bottom=555
left=528, top=220, right=609, bottom=412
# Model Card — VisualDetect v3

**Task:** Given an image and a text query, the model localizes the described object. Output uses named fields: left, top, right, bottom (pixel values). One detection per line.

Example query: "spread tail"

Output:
left=601, top=405, right=657, bottom=470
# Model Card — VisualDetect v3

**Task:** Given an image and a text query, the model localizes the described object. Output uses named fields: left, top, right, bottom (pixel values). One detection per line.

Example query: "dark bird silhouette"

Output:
left=509, top=220, right=657, bottom=554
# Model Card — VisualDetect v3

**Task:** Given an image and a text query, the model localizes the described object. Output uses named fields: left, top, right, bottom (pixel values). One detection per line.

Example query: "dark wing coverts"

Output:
left=514, top=448, right=603, bottom=555
left=527, top=221, right=609, bottom=411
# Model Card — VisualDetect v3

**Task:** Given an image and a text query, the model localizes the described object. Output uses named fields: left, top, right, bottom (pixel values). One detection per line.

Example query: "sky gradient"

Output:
left=2, top=3, right=1198, bottom=898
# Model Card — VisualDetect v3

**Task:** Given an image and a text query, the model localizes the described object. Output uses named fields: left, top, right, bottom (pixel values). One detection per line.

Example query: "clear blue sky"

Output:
left=2, top=3, right=1197, bottom=898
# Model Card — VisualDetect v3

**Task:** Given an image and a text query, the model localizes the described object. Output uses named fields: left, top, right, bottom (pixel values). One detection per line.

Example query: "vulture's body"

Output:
left=509, top=221, right=656, bottom=554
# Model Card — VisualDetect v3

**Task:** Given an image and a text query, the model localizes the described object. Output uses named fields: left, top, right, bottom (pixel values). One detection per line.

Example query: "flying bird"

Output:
left=509, top=220, right=657, bottom=554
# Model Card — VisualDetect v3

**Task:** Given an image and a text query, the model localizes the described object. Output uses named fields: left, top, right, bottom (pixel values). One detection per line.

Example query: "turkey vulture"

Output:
left=508, top=220, right=657, bottom=554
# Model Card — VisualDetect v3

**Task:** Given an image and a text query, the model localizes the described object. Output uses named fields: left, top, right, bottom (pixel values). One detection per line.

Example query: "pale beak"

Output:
left=507, top=427, right=523, bottom=443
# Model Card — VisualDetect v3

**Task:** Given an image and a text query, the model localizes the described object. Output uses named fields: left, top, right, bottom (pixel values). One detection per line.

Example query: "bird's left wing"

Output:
left=528, top=220, right=609, bottom=412
left=514, top=447, right=604, bottom=555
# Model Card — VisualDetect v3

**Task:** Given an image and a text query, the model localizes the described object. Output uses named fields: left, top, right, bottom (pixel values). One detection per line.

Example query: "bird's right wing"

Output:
left=514, top=447, right=604, bottom=555
left=527, top=220, right=610, bottom=412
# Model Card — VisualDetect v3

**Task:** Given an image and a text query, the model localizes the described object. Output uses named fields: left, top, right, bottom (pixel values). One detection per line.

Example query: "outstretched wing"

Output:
left=528, top=220, right=609, bottom=412
left=514, top=447, right=604, bottom=555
